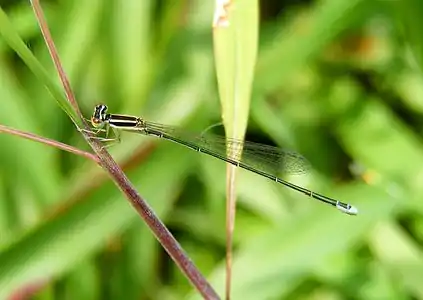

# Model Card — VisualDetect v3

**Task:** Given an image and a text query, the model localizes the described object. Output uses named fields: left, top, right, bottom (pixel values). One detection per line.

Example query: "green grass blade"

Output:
left=213, top=0, right=258, bottom=139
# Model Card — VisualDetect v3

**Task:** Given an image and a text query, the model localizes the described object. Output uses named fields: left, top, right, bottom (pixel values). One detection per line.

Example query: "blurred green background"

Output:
left=1, top=0, right=423, bottom=299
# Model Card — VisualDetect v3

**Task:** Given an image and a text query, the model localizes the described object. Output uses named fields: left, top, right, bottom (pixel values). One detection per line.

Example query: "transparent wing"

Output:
left=143, top=122, right=311, bottom=178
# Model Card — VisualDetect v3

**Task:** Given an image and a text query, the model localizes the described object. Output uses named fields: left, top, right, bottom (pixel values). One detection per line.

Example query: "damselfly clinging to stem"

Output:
left=89, top=104, right=358, bottom=216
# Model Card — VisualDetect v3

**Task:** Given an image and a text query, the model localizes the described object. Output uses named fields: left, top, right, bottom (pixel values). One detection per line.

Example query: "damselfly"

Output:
left=89, top=104, right=358, bottom=215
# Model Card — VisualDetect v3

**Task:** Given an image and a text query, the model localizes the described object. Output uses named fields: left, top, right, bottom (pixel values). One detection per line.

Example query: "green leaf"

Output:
left=213, top=0, right=258, bottom=140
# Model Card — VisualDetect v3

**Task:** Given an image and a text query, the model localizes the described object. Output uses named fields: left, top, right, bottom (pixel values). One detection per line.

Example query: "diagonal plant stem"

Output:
left=48, top=142, right=158, bottom=218
left=30, top=2, right=81, bottom=116
left=28, top=0, right=219, bottom=299
left=0, top=124, right=99, bottom=163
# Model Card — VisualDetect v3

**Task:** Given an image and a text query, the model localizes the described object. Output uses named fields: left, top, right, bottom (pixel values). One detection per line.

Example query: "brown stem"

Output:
left=0, top=124, right=99, bottom=163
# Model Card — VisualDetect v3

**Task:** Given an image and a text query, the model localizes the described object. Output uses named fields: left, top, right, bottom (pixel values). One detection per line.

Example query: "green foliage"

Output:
left=0, top=0, right=422, bottom=299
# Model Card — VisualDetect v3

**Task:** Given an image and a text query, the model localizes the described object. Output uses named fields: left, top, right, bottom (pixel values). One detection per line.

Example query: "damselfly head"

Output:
left=91, top=104, right=108, bottom=128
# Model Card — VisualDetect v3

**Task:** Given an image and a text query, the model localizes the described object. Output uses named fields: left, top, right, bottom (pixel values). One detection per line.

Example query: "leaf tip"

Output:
left=213, top=0, right=232, bottom=28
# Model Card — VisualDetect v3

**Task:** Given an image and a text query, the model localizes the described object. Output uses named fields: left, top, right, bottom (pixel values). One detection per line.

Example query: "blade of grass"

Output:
left=213, top=0, right=258, bottom=299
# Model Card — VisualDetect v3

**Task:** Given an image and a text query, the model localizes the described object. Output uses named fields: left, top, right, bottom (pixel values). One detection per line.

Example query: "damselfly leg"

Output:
left=79, top=122, right=121, bottom=148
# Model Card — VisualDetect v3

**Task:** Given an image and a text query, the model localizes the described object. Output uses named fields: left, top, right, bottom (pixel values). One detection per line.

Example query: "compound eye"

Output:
left=97, top=104, right=107, bottom=116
